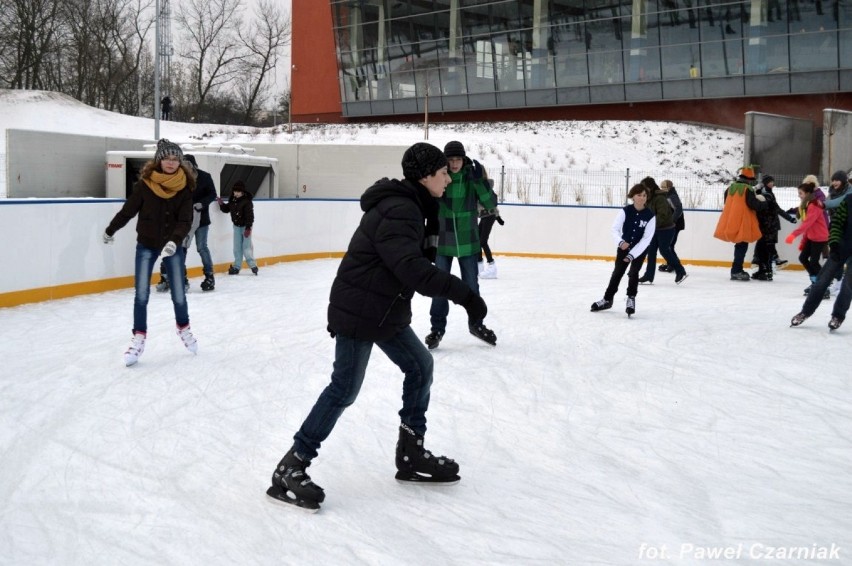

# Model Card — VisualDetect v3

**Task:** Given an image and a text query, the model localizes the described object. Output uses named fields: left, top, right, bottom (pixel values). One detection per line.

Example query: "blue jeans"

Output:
left=194, top=225, right=214, bottom=277
left=133, top=243, right=189, bottom=332
left=430, top=254, right=480, bottom=331
left=801, top=255, right=852, bottom=319
left=232, top=226, right=257, bottom=269
left=293, top=326, right=434, bottom=460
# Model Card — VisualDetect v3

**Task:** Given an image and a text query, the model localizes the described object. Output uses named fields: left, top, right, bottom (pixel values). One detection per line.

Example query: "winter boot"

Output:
left=469, top=322, right=497, bottom=346
left=424, top=330, right=444, bottom=350
left=200, top=275, right=215, bottom=292
left=124, top=331, right=147, bottom=366
left=626, top=296, right=636, bottom=316
left=228, top=265, right=240, bottom=275
left=829, top=316, right=843, bottom=331
left=177, top=324, right=198, bottom=354
left=790, top=312, right=809, bottom=327
left=479, top=261, right=497, bottom=279
left=269, top=448, right=325, bottom=510
left=251, top=266, right=259, bottom=275
left=590, top=298, right=613, bottom=312
left=751, top=264, right=773, bottom=281
left=395, top=423, right=460, bottom=483
left=155, top=274, right=170, bottom=292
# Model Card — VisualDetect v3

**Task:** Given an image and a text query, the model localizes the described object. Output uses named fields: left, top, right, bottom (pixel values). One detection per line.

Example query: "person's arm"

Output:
left=628, top=216, right=656, bottom=259
left=610, top=209, right=626, bottom=247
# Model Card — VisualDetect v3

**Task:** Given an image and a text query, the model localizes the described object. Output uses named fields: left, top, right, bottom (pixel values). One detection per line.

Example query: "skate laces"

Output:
left=177, top=324, right=198, bottom=353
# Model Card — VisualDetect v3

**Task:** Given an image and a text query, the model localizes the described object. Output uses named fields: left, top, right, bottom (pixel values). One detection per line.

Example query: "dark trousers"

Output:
left=799, top=240, right=826, bottom=277
left=605, top=248, right=648, bottom=300
left=802, top=256, right=852, bottom=319
left=478, top=216, right=496, bottom=263
left=732, top=241, right=749, bottom=274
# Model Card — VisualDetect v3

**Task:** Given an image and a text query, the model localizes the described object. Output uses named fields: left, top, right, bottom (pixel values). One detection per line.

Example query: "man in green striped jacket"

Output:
left=425, top=140, right=499, bottom=350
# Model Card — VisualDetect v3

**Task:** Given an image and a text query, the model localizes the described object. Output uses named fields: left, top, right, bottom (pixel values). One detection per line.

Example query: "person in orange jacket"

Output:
left=713, top=166, right=768, bottom=281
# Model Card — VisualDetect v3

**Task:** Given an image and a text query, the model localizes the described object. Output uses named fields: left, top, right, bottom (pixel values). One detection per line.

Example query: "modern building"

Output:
left=291, top=1, right=851, bottom=129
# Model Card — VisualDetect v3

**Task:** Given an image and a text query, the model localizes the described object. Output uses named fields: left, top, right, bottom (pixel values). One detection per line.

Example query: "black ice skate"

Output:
left=267, top=448, right=325, bottom=513
left=228, top=265, right=240, bottom=275
left=590, top=298, right=612, bottom=312
left=468, top=323, right=497, bottom=346
left=200, top=275, right=215, bottom=292
left=155, top=274, right=170, bottom=292
left=829, top=316, right=843, bottom=331
left=790, top=312, right=809, bottom=327
left=424, top=330, right=444, bottom=350
left=395, top=423, right=460, bottom=484
left=626, top=296, right=635, bottom=317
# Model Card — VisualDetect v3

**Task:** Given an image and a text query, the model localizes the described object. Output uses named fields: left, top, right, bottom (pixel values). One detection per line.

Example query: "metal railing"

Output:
left=496, top=167, right=803, bottom=211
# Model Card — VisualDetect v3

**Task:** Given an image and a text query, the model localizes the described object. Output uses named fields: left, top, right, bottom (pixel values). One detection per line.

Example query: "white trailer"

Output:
left=106, top=143, right=279, bottom=199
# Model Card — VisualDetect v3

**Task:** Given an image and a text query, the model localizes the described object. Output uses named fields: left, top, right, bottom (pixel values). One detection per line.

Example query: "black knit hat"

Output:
left=154, top=138, right=183, bottom=162
left=443, top=140, right=466, bottom=158
left=401, top=143, right=448, bottom=181
left=831, top=170, right=848, bottom=183
left=761, top=174, right=774, bottom=185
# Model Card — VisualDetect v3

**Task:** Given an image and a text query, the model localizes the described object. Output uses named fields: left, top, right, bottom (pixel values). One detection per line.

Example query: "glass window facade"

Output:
left=330, top=0, right=852, bottom=116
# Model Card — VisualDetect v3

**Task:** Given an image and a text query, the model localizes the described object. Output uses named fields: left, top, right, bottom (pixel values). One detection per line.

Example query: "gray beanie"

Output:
left=831, top=170, right=848, bottom=183
left=154, top=139, right=183, bottom=163
left=401, top=143, right=448, bottom=181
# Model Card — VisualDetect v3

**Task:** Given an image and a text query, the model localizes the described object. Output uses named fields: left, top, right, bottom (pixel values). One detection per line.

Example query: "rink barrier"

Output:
left=0, top=199, right=801, bottom=308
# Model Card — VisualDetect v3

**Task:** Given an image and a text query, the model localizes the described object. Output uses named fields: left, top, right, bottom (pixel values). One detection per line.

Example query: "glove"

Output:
left=102, top=231, right=114, bottom=244
left=162, top=241, right=177, bottom=257
left=496, top=216, right=504, bottom=226
left=193, top=202, right=203, bottom=211
left=460, top=290, right=487, bottom=323
left=829, top=243, right=841, bottom=262
left=424, top=246, right=437, bottom=263
left=784, top=233, right=795, bottom=244
left=216, top=197, right=224, bottom=207
left=244, top=228, right=252, bottom=238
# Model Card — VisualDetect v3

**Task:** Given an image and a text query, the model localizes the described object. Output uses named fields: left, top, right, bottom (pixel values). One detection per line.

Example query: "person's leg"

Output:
left=805, top=241, right=824, bottom=278
left=232, top=226, right=243, bottom=270
left=243, top=234, right=257, bottom=269
left=625, top=251, right=647, bottom=298
left=163, top=250, right=189, bottom=327
left=641, top=236, right=659, bottom=281
left=800, top=256, right=839, bottom=317
left=479, top=216, right=495, bottom=263
left=376, top=326, right=434, bottom=435
left=195, top=225, right=213, bottom=278
left=132, top=244, right=158, bottom=332
left=732, top=242, right=748, bottom=274
left=429, top=255, right=453, bottom=333
left=830, top=258, right=852, bottom=321
left=458, top=254, right=482, bottom=323
left=656, top=228, right=685, bottom=276
left=604, top=249, right=630, bottom=300
left=293, top=335, right=374, bottom=460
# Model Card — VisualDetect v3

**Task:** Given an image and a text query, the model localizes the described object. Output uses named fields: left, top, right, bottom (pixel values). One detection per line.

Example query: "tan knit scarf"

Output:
left=143, top=168, right=187, bottom=199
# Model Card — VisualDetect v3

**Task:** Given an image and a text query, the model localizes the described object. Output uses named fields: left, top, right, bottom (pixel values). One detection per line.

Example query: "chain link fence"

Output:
left=495, top=168, right=803, bottom=211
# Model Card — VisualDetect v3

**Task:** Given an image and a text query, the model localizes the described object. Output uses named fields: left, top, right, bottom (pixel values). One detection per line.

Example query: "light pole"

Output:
left=154, top=0, right=161, bottom=140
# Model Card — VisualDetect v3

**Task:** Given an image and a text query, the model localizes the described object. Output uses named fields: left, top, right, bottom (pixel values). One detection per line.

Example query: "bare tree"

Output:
left=236, top=0, right=290, bottom=124
left=0, top=0, right=62, bottom=89
left=175, top=0, right=244, bottom=121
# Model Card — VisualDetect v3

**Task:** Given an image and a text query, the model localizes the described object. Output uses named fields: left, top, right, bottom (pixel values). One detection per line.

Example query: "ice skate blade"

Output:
left=266, top=485, right=320, bottom=513
left=394, top=471, right=461, bottom=485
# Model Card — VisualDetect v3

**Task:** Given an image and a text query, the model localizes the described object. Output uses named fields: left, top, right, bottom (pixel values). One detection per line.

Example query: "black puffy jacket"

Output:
left=328, top=178, right=472, bottom=341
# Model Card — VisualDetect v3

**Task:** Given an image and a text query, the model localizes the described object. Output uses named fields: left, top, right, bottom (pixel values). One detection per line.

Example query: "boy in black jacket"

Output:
left=266, top=143, right=488, bottom=511
left=218, top=180, right=258, bottom=275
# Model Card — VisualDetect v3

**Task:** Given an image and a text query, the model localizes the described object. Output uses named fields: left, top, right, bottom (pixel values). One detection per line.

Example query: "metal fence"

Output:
left=495, top=168, right=803, bottom=211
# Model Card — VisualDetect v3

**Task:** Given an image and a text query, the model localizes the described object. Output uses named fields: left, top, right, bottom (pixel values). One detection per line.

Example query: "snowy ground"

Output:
left=1, top=257, right=850, bottom=565
left=0, top=89, right=745, bottom=199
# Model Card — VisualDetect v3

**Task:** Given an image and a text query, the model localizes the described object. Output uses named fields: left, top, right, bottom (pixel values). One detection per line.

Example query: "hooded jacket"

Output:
left=328, top=178, right=472, bottom=341
left=193, top=168, right=218, bottom=227
left=219, top=191, right=253, bottom=228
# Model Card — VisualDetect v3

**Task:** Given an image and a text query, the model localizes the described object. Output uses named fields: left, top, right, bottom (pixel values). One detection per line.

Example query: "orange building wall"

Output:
left=291, top=1, right=343, bottom=123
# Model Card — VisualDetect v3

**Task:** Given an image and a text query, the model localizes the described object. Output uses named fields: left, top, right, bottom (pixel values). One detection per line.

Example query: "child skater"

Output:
left=785, top=181, right=829, bottom=298
left=591, top=184, right=656, bottom=317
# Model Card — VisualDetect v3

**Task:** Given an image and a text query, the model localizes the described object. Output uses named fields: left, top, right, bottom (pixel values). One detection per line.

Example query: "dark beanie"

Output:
left=831, top=170, right=848, bottom=183
left=761, top=174, right=774, bottom=185
left=401, top=143, right=448, bottom=181
left=154, top=138, right=183, bottom=162
left=443, top=140, right=466, bottom=158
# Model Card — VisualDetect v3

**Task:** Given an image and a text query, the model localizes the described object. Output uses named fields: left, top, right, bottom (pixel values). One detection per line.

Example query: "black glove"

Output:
left=496, top=216, right=504, bottom=226
left=424, top=246, right=437, bottom=263
left=460, top=290, right=487, bottom=323
left=829, top=243, right=841, bottom=262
